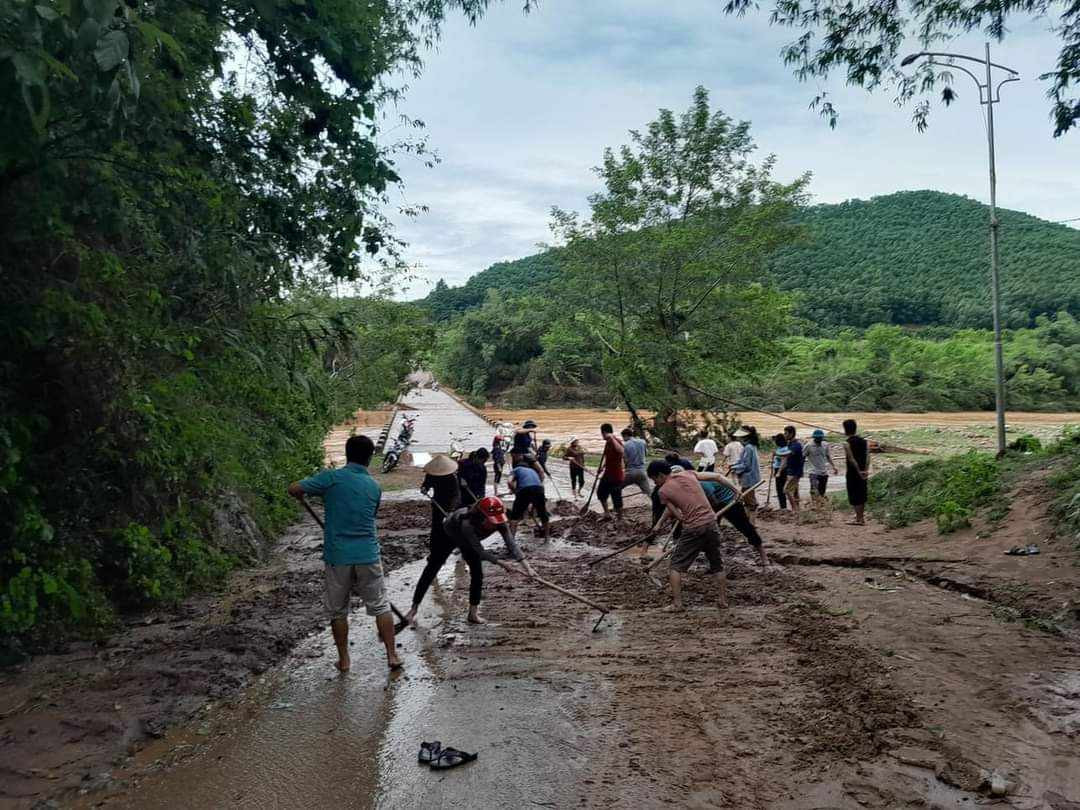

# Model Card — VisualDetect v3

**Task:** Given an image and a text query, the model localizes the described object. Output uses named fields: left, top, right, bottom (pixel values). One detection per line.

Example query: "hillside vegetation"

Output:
left=426, top=191, right=1080, bottom=411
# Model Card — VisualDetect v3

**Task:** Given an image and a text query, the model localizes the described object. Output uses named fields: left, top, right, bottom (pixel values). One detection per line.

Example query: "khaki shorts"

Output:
left=669, top=522, right=724, bottom=574
left=324, top=562, right=390, bottom=620
left=784, top=475, right=802, bottom=498
left=622, top=468, right=652, bottom=496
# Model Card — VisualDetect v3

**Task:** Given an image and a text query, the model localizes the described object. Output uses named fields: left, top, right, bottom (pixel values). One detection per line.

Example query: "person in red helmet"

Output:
left=404, top=496, right=534, bottom=626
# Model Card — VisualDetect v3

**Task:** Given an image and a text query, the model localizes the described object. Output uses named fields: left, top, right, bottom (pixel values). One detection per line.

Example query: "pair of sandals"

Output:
left=418, top=741, right=478, bottom=770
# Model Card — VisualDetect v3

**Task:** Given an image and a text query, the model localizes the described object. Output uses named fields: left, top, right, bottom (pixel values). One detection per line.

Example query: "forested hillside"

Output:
left=774, top=191, right=1080, bottom=328
left=422, top=191, right=1080, bottom=328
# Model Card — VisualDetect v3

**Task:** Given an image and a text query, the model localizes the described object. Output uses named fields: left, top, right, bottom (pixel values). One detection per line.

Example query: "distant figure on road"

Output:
left=598, top=423, right=625, bottom=520
left=621, top=427, right=651, bottom=497
left=491, top=434, right=507, bottom=496
left=843, top=419, right=870, bottom=525
left=722, top=432, right=743, bottom=472
left=728, top=427, right=761, bottom=511
left=511, top=419, right=537, bottom=465
left=564, top=437, right=587, bottom=498
left=458, top=447, right=489, bottom=505
left=288, top=435, right=400, bottom=673
left=694, top=429, right=719, bottom=472
left=782, top=425, right=805, bottom=520
left=805, top=429, right=839, bottom=510
left=771, top=434, right=790, bottom=510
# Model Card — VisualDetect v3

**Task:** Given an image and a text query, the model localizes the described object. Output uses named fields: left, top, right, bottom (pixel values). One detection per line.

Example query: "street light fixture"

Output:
left=901, top=45, right=1019, bottom=457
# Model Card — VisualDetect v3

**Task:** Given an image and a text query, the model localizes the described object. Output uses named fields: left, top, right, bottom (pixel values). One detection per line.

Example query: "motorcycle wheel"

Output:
left=382, top=454, right=398, bottom=474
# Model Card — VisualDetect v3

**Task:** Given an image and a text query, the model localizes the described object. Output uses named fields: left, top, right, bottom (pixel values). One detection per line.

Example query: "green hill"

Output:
left=421, top=190, right=1080, bottom=329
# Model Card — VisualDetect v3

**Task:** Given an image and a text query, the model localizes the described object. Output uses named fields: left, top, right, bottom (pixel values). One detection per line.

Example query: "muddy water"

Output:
left=486, top=408, right=1080, bottom=450
left=101, top=550, right=594, bottom=809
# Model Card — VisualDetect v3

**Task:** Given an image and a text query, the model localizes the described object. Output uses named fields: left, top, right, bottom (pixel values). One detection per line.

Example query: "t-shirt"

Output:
left=537, top=445, right=549, bottom=465
left=693, top=438, right=719, bottom=465
left=772, top=446, right=790, bottom=470
left=602, top=435, right=625, bottom=482
left=443, top=507, right=523, bottom=562
left=491, top=437, right=506, bottom=463
left=512, top=430, right=533, bottom=455
left=786, top=439, right=805, bottom=477
left=659, top=471, right=716, bottom=531
left=457, top=458, right=487, bottom=501
left=731, top=444, right=761, bottom=487
left=299, top=463, right=381, bottom=565
left=510, top=464, right=543, bottom=489
left=623, top=437, right=647, bottom=470
left=805, top=441, right=833, bottom=476
left=700, top=480, right=737, bottom=508
left=723, top=440, right=743, bottom=468
left=846, top=435, right=869, bottom=476
left=563, top=448, right=585, bottom=469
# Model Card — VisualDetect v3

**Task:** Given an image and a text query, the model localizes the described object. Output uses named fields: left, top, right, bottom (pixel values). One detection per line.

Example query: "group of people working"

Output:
left=286, top=416, right=872, bottom=673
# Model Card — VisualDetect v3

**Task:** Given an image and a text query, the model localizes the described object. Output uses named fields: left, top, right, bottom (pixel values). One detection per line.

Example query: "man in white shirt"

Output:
left=693, top=430, right=719, bottom=472
left=722, top=433, right=743, bottom=472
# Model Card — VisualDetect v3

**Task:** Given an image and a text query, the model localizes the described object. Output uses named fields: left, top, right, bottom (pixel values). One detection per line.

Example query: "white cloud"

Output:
left=385, top=0, right=1080, bottom=298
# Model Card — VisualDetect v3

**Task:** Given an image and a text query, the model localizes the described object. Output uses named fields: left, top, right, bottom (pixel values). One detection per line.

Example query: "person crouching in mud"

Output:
left=645, top=460, right=728, bottom=612
left=405, top=497, right=534, bottom=626
left=287, top=434, right=400, bottom=673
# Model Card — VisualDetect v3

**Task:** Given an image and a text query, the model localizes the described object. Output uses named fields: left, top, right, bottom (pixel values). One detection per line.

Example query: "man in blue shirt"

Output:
left=507, top=458, right=549, bottom=539
left=621, top=427, right=651, bottom=496
left=288, top=435, right=400, bottom=673
left=781, top=425, right=805, bottom=521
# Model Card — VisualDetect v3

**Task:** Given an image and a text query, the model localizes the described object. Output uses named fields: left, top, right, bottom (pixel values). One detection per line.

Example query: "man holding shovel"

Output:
left=597, top=423, right=626, bottom=520
left=405, top=496, right=534, bottom=626
left=287, top=435, right=401, bottom=673
left=645, top=460, right=728, bottom=612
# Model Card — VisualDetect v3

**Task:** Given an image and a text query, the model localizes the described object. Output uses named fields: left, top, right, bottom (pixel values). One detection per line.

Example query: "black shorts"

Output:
left=597, top=477, right=624, bottom=509
left=570, top=465, right=585, bottom=488
left=809, top=474, right=828, bottom=496
left=846, top=474, right=868, bottom=506
left=509, top=485, right=548, bottom=521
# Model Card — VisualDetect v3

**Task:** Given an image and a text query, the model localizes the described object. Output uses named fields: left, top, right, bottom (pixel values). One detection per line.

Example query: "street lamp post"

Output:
left=901, top=45, right=1019, bottom=457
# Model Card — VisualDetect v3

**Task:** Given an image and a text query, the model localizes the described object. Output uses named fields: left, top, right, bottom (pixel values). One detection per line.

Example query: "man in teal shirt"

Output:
left=288, top=434, right=400, bottom=673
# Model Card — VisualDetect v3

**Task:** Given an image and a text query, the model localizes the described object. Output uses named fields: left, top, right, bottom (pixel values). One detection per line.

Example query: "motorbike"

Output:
left=382, top=433, right=410, bottom=474
left=447, top=430, right=472, bottom=461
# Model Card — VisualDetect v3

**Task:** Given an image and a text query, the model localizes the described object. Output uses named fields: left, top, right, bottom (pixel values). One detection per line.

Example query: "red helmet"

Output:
left=477, top=496, right=508, bottom=525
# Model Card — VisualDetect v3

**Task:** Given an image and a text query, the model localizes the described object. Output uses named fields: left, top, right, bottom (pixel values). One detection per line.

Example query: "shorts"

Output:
left=597, top=477, right=624, bottom=510
left=622, top=468, right=651, bottom=496
left=784, top=475, right=802, bottom=498
left=570, top=465, right=585, bottom=489
left=509, top=485, right=549, bottom=521
left=847, top=474, right=868, bottom=506
left=324, top=562, right=390, bottom=620
left=669, top=521, right=724, bottom=574
left=697, top=462, right=716, bottom=472
left=809, top=474, right=828, bottom=496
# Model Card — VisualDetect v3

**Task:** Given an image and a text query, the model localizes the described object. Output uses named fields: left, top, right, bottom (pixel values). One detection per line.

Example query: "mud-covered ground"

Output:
left=0, top=507, right=427, bottom=808
left=4, top=474, right=1080, bottom=808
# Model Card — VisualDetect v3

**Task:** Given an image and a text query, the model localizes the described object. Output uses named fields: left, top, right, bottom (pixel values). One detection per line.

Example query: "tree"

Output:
left=549, top=86, right=810, bottom=444
left=722, top=0, right=1080, bottom=136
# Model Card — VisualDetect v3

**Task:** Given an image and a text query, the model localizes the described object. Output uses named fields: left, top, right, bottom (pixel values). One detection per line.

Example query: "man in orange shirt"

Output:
left=646, top=460, right=728, bottom=612
left=597, top=423, right=625, bottom=520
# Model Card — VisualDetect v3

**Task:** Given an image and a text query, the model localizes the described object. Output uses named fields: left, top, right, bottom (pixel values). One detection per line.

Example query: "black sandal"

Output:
left=430, top=746, right=478, bottom=770
left=418, top=741, right=442, bottom=763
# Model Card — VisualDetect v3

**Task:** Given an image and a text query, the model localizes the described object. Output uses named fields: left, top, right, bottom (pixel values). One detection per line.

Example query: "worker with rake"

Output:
left=405, top=496, right=534, bottom=626
left=644, top=460, right=728, bottom=612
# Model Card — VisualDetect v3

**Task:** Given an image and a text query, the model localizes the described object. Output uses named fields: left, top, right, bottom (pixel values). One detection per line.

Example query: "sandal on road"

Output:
left=418, top=741, right=442, bottom=763
left=430, top=747, right=478, bottom=770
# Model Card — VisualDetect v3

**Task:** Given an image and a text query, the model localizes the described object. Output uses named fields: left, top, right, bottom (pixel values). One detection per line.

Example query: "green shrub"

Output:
left=1008, top=434, right=1042, bottom=452
left=870, top=451, right=1002, bottom=533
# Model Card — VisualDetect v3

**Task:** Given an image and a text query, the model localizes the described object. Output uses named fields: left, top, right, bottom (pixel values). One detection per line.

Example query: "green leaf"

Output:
left=39, top=49, right=78, bottom=81
left=93, top=29, right=128, bottom=71
left=35, top=5, right=59, bottom=21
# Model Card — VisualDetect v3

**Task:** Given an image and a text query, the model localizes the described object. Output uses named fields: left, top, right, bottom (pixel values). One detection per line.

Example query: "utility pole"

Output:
left=900, top=46, right=1018, bottom=456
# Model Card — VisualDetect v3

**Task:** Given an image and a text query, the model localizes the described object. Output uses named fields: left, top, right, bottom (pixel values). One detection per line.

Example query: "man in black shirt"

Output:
left=843, top=419, right=870, bottom=525
left=458, top=448, right=489, bottom=505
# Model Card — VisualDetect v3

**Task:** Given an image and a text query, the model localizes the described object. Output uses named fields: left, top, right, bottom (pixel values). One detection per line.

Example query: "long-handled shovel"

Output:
left=643, top=480, right=766, bottom=575
left=301, top=499, right=410, bottom=633
left=579, top=461, right=606, bottom=516
left=764, top=465, right=775, bottom=508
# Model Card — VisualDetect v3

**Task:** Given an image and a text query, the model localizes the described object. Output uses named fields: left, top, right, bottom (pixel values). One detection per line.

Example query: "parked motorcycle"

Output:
left=448, top=431, right=472, bottom=461
left=382, top=433, right=410, bottom=473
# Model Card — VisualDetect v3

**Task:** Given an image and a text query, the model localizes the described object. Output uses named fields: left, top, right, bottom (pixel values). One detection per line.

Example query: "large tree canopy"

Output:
left=721, top=0, right=1080, bottom=136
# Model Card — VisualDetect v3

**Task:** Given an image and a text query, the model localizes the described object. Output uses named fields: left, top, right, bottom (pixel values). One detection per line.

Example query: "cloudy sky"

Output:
left=380, top=0, right=1080, bottom=298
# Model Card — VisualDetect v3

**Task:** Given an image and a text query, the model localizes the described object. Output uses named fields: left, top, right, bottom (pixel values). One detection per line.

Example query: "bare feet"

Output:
left=467, top=610, right=487, bottom=624
left=336, top=655, right=351, bottom=673
left=387, top=654, right=403, bottom=671
left=663, top=603, right=685, bottom=612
